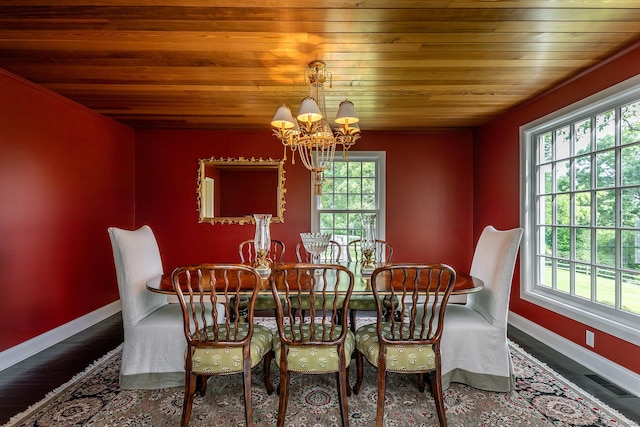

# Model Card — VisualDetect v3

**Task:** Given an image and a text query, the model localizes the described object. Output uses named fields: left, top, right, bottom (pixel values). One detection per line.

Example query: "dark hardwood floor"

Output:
left=1, top=312, right=638, bottom=425
left=0, top=313, right=124, bottom=424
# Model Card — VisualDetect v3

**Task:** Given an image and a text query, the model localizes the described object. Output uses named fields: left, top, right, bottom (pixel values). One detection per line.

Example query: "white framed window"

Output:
left=521, top=75, right=640, bottom=345
left=311, top=151, right=386, bottom=260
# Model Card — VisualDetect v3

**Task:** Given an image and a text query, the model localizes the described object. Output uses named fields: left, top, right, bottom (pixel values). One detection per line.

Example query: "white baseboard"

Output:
left=509, top=311, right=640, bottom=397
left=0, top=301, right=122, bottom=372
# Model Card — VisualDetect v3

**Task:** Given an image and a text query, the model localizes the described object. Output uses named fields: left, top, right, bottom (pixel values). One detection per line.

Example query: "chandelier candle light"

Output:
left=271, top=61, right=361, bottom=195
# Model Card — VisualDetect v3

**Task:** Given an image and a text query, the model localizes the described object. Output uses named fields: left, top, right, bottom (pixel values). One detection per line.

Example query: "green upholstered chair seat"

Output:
left=355, top=323, right=436, bottom=373
left=229, top=294, right=279, bottom=311
left=273, top=324, right=355, bottom=372
left=288, top=295, right=346, bottom=310
left=347, top=294, right=381, bottom=310
left=253, top=294, right=279, bottom=310
left=189, top=323, right=273, bottom=374
left=251, top=294, right=345, bottom=311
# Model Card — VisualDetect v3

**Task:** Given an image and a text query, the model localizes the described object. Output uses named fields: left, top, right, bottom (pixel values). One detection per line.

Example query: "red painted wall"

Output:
left=474, top=44, right=640, bottom=374
left=0, top=70, right=135, bottom=351
left=134, top=130, right=475, bottom=275
left=3, top=43, right=637, bottom=377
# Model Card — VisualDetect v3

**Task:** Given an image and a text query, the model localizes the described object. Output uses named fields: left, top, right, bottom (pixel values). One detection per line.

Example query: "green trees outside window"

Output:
left=535, top=101, right=640, bottom=315
left=314, top=154, right=383, bottom=261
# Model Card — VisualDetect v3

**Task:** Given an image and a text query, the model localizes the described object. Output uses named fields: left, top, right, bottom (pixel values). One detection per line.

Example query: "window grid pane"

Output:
left=575, top=263, right=593, bottom=300
left=595, top=110, right=615, bottom=150
left=621, top=144, right=640, bottom=186
left=621, top=101, right=640, bottom=145
left=621, top=272, right=640, bottom=315
left=317, top=157, right=381, bottom=258
left=533, top=102, right=640, bottom=322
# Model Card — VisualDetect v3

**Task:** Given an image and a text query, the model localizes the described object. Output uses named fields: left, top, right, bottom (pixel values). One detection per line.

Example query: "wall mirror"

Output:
left=197, top=157, right=286, bottom=225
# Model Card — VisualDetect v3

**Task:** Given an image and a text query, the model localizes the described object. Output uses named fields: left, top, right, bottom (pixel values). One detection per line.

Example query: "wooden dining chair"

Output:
left=346, top=239, right=393, bottom=264
left=346, top=239, right=394, bottom=331
left=270, top=263, right=356, bottom=427
left=352, top=264, right=457, bottom=427
left=108, top=225, right=192, bottom=389
left=295, top=239, right=342, bottom=263
left=172, top=264, right=274, bottom=427
left=239, top=239, right=286, bottom=263
left=237, top=239, right=285, bottom=316
left=439, top=226, right=524, bottom=392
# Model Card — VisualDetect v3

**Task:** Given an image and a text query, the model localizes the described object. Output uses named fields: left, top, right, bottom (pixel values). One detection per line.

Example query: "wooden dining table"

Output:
left=146, top=262, right=484, bottom=296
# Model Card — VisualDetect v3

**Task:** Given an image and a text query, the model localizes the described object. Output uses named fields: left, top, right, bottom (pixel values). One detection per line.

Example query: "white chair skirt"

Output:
left=120, top=303, right=186, bottom=389
left=440, top=304, right=515, bottom=392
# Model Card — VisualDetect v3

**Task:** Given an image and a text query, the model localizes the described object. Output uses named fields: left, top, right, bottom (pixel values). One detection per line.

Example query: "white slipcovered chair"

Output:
left=108, top=225, right=191, bottom=389
left=440, top=225, right=524, bottom=392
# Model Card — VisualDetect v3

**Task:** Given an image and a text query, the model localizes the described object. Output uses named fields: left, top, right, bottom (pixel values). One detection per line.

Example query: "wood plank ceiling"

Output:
left=1, top=1, right=640, bottom=131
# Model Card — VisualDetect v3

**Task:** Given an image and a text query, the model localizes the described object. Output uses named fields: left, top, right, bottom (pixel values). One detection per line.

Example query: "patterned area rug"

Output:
left=6, top=321, right=638, bottom=427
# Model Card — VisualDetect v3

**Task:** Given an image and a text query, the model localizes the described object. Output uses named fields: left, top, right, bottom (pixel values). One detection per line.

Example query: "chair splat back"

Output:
left=271, top=264, right=353, bottom=345
left=346, top=238, right=394, bottom=332
left=347, top=239, right=393, bottom=263
left=295, top=240, right=342, bottom=263
left=173, top=265, right=259, bottom=346
left=376, top=265, right=456, bottom=347
left=239, top=239, right=285, bottom=263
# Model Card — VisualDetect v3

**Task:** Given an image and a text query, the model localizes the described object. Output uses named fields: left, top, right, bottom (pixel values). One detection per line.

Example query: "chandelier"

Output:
left=270, top=61, right=361, bottom=195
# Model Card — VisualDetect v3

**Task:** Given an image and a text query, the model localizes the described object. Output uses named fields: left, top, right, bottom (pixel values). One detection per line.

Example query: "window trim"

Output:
left=520, top=74, right=640, bottom=346
left=310, top=151, right=386, bottom=239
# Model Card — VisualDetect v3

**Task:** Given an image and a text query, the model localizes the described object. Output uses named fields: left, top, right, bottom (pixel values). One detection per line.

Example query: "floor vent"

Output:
left=585, top=374, right=633, bottom=397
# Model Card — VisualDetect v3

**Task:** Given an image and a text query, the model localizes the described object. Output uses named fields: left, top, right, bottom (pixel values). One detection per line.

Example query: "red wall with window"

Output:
left=3, top=44, right=638, bottom=379
left=0, top=70, right=134, bottom=351
left=134, top=130, right=475, bottom=275
left=474, top=44, right=640, bottom=374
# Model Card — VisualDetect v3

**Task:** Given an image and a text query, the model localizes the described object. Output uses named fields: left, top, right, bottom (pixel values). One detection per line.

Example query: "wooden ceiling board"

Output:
left=1, top=2, right=639, bottom=131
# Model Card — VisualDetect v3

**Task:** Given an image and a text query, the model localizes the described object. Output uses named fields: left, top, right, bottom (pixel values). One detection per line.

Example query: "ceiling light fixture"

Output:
left=271, top=61, right=361, bottom=195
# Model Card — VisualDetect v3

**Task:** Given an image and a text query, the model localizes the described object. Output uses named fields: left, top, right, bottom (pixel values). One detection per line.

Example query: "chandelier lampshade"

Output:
left=335, top=100, right=359, bottom=125
left=271, top=61, right=361, bottom=195
left=271, top=105, right=296, bottom=129
left=297, top=97, right=323, bottom=123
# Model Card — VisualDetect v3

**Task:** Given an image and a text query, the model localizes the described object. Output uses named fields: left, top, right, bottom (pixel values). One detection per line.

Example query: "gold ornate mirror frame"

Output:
left=197, top=157, right=286, bottom=225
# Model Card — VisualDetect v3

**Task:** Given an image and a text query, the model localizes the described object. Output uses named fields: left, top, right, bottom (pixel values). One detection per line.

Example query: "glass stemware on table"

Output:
left=300, top=232, right=332, bottom=281
left=300, top=232, right=332, bottom=264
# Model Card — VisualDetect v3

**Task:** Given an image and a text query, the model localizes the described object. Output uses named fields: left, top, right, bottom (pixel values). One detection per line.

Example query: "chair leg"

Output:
left=229, top=296, right=250, bottom=322
left=337, top=370, right=350, bottom=427
left=382, top=296, right=400, bottom=322
left=243, top=360, right=253, bottom=427
left=181, top=372, right=198, bottom=427
left=376, top=367, right=386, bottom=427
left=430, top=369, right=448, bottom=427
left=349, top=309, right=357, bottom=332
left=417, top=373, right=425, bottom=393
left=197, top=374, right=207, bottom=396
left=353, top=350, right=364, bottom=395
left=264, top=350, right=274, bottom=395
left=276, top=369, right=290, bottom=427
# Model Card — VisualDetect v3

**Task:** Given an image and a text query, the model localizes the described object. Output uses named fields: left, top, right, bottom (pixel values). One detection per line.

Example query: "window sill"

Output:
left=520, top=288, right=640, bottom=346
